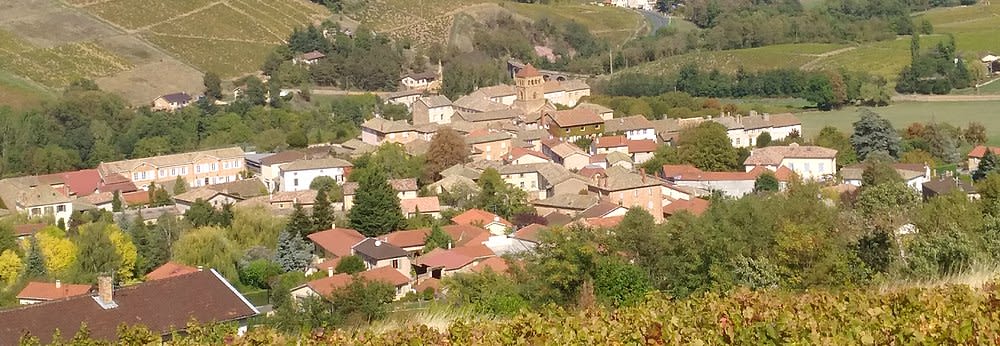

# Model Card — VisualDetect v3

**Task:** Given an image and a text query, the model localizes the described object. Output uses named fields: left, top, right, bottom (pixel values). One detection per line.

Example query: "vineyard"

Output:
left=48, top=283, right=1000, bottom=344
left=73, top=0, right=330, bottom=77
left=0, top=29, right=131, bottom=87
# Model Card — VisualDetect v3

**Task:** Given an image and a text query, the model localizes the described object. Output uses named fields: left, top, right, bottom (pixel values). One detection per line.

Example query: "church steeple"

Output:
left=515, top=64, right=543, bottom=101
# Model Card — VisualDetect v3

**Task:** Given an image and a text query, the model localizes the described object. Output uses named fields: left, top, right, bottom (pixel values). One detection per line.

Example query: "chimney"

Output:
left=447, top=242, right=453, bottom=250
left=55, top=280, right=61, bottom=288
left=197, top=265, right=204, bottom=271
left=375, top=240, right=382, bottom=247
left=95, top=275, right=117, bottom=309
left=327, top=267, right=334, bottom=277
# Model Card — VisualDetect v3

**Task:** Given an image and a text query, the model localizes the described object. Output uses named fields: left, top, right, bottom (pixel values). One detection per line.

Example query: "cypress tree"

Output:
left=311, top=186, right=335, bottom=233
left=24, top=237, right=47, bottom=279
left=286, top=204, right=313, bottom=237
left=423, top=224, right=453, bottom=252
left=348, top=168, right=404, bottom=237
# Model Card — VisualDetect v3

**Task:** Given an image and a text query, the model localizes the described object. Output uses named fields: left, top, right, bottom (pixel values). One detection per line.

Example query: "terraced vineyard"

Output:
left=0, top=29, right=131, bottom=87
left=73, top=0, right=330, bottom=77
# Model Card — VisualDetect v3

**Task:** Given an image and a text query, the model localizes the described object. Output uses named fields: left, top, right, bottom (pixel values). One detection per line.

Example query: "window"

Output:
left=158, top=169, right=167, bottom=178
left=579, top=126, right=585, bottom=131
left=57, top=205, right=66, bottom=213
left=235, top=160, right=241, bottom=168
left=181, top=167, right=188, bottom=175
left=804, top=163, right=812, bottom=171
left=294, top=179, right=299, bottom=187
left=819, top=163, right=826, bottom=172
left=132, top=172, right=141, bottom=181
left=170, top=168, right=176, bottom=176
left=31, top=208, right=40, bottom=216
left=519, top=182, right=525, bottom=188
left=211, top=163, right=218, bottom=171
left=392, top=259, right=399, bottom=269
left=43, top=206, right=53, bottom=215
left=633, top=190, right=638, bottom=197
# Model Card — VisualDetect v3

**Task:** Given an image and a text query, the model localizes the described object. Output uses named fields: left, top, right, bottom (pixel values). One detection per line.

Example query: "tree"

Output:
left=131, top=221, right=169, bottom=276
left=311, top=186, right=335, bottom=233
left=244, top=77, right=267, bottom=106
left=754, top=172, right=779, bottom=192
left=107, top=226, right=138, bottom=282
left=593, top=256, right=651, bottom=307
left=0, top=250, right=22, bottom=285
left=203, top=72, right=222, bottom=101
left=274, top=230, right=312, bottom=272
left=425, top=128, right=468, bottom=180
left=0, top=223, right=16, bottom=254
left=239, top=259, right=283, bottom=289
left=228, top=206, right=287, bottom=250
left=173, top=176, right=188, bottom=195
left=172, top=227, right=240, bottom=281
left=851, top=109, right=900, bottom=161
left=900, top=149, right=936, bottom=166
left=287, top=129, right=308, bottom=148
left=756, top=132, right=772, bottom=148
left=423, top=224, right=453, bottom=253
left=36, top=228, right=76, bottom=278
left=965, top=122, right=988, bottom=145
left=476, top=168, right=531, bottom=220
left=310, top=176, right=338, bottom=191
left=286, top=204, right=314, bottom=237
left=24, top=237, right=47, bottom=279
left=328, top=279, right=396, bottom=324
left=861, top=161, right=903, bottom=187
left=348, top=168, right=404, bottom=237
left=71, top=223, right=123, bottom=283
left=676, top=122, right=739, bottom=171
left=974, top=150, right=1000, bottom=181
left=334, top=255, right=365, bottom=274
left=184, top=199, right=219, bottom=227
left=111, top=191, right=123, bottom=212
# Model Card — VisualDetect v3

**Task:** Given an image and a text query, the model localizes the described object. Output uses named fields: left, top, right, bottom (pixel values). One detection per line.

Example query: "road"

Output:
left=893, top=94, right=1000, bottom=102
left=639, top=10, right=671, bottom=36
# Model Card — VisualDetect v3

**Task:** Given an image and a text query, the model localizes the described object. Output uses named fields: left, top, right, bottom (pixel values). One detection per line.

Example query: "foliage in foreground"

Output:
left=35, top=283, right=1000, bottom=345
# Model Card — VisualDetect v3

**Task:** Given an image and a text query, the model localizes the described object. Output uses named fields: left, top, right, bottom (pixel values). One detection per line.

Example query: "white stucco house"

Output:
left=279, top=157, right=353, bottom=192
left=743, top=143, right=837, bottom=181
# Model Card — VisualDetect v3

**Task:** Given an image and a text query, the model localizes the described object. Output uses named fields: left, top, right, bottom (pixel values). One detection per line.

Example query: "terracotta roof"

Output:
left=512, top=223, right=546, bottom=243
left=507, top=147, right=550, bottom=162
left=404, top=71, right=437, bottom=81
left=769, top=113, right=801, bottom=127
left=474, top=85, right=517, bottom=99
left=237, top=190, right=317, bottom=206
left=594, top=136, right=628, bottom=148
left=663, top=198, right=711, bottom=216
left=0, top=269, right=257, bottom=344
left=471, top=257, right=510, bottom=273
left=604, top=115, right=655, bottom=133
left=173, top=188, right=236, bottom=204
left=145, top=262, right=199, bottom=281
left=466, top=130, right=513, bottom=145
left=579, top=215, right=625, bottom=228
left=452, top=208, right=513, bottom=228
left=451, top=244, right=495, bottom=259
left=38, top=169, right=101, bottom=197
left=13, top=223, right=46, bottom=237
left=515, top=64, right=541, bottom=78
left=627, top=140, right=658, bottom=153
left=606, top=151, right=633, bottom=165
left=353, top=238, right=410, bottom=260
left=385, top=224, right=491, bottom=249
left=414, top=278, right=441, bottom=292
left=401, top=196, right=442, bottom=214
left=744, top=144, right=838, bottom=166
left=314, top=257, right=342, bottom=272
left=98, top=147, right=244, bottom=177
left=579, top=165, right=606, bottom=178
left=308, top=228, right=366, bottom=257
left=97, top=174, right=138, bottom=194
left=841, top=163, right=929, bottom=182
left=458, top=109, right=521, bottom=123
left=281, top=157, right=352, bottom=172
left=204, top=179, right=267, bottom=198
left=122, top=191, right=150, bottom=205
left=544, top=211, right=573, bottom=226
left=545, top=109, right=604, bottom=128
left=304, top=266, right=411, bottom=297
left=416, top=248, right=476, bottom=271
left=547, top=141, right=589, bottom=159
left=453, top=96, right=509, bottom=113
left=16, top=281, right=92, bottom=301
left=968, top=145, right=1000, bottom=158
left=576, top=103, right=612, bottom=115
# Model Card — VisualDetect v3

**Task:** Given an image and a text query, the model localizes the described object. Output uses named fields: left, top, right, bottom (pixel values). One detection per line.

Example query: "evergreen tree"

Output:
left=334, top=255, right=365, bottom=274
left=71, top=225, right=122, bottom=283
left=423, top=224, right=454, bottom=253
left=203, top=72, right=223, bottom=101
left=173, top=176, right=187, bottom=196
left=287, top=204, right=314, bottom=236
left=755, top=132, right=772, bottom=148
left=974, top=150, right=1000, bottom=181
left=111, top=191, right=122, bottom=212
left=274, top=230, right=312, bottom=272
left=184, top=199, right=218, bottom=227
left=24, top=237, right=47, bottom=279
left=851, top=109, right=900, bottom=161
left=244, top=77, right=267, bottom=106
left=311, top=186, right=335, bottom=233
left=348, top=168, right=404, bottom=237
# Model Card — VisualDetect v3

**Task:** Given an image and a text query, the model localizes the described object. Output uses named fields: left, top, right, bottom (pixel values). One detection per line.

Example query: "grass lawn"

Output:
left=796, top=100, right=1000, bottom=144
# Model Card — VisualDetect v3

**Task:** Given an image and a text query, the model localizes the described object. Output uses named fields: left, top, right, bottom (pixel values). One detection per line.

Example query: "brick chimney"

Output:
left=95, top=275, right=117, bottom=309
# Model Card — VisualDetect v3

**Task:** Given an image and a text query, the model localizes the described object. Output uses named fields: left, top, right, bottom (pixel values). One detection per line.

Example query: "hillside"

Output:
left=626, top=2, right=1000, bottom=83
left=0, top=0, right=328, bottom=107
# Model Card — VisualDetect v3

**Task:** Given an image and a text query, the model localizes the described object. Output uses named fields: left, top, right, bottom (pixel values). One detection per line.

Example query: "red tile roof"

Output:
left=451, top=244, right=495, bottom=259
left=305, top=266, right=410, bottom=297
left=314, top=257, right=342, bottom=272
left=38, top=169, right=101, bottom=197
left=594, top=136, right=628, bottom=148
left=545, top=108, right=604, bottom=128
left=968, top=145, right=1000, bottom=158
left=512, top=223, right=546, bottom=243
left=578, top=216, right=625, bottom=228
left=16, top=281, right=92, bottom=301
left=579, top=166, right=606, bottom=178
left=662, top=198, right=711, bottom=217
left=385, top=224, right=491, bottom=249
left=307, top=228, right=365, bottom=257
left=414, top=278, right=441, bottom=293
left=122, top=191, right=149, bottom=205
left=515, top=64, right=541, bottom=78
left=627, top=139, right=658, bottom=153
left=451, top=208, right=513, bottom=228
left=1, top=270, right=257, bottom=344
left=472, top=257, right=510, bottom=274
left=401, top=196, right=442, bottom=214
left=416, top=248, right=476, bottom=271
left=145, top=262, right=199, bottom=281
left=13, top=223, right=46, bottom=237
left=507, top=147, right=550, bottom=161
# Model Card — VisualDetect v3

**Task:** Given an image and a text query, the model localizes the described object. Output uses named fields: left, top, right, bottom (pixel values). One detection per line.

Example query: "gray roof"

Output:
left=441, top=164, right=482, bottom=180
left=362, top=117, right=414, bottom=134
left=466, top=131, right=513, bottom=145
left=0, top=177, right=72, bottom=209
left=353, top=238, right=409, bottom=260
left=160, top=92, right=192, bottom=104
left=453, top=95, right=510, bottom=113
left=419, top=95, right=452, bottom=108
left=604, top=115, right=655, bottom=133
left=281, top=157, right=352, bottom=172
left=533, top=193, right=599, bottom=210
left=457, top=109, right=521, bottom=123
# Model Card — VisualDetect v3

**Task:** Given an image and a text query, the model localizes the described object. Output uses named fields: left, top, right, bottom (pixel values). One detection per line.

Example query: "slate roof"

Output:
left=0, top=269, right=257, bottom=344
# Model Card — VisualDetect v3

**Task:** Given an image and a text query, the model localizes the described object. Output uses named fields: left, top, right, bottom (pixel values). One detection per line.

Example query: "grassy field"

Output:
left=631, top=43, right=852, bottom=76
left=797, top=101, right=1000, bottom=144
left=503, top=3, right=643, bottom=45
left=0, top=70, right=53, bottom=111
left=76, top=0, right=329, bottom=78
